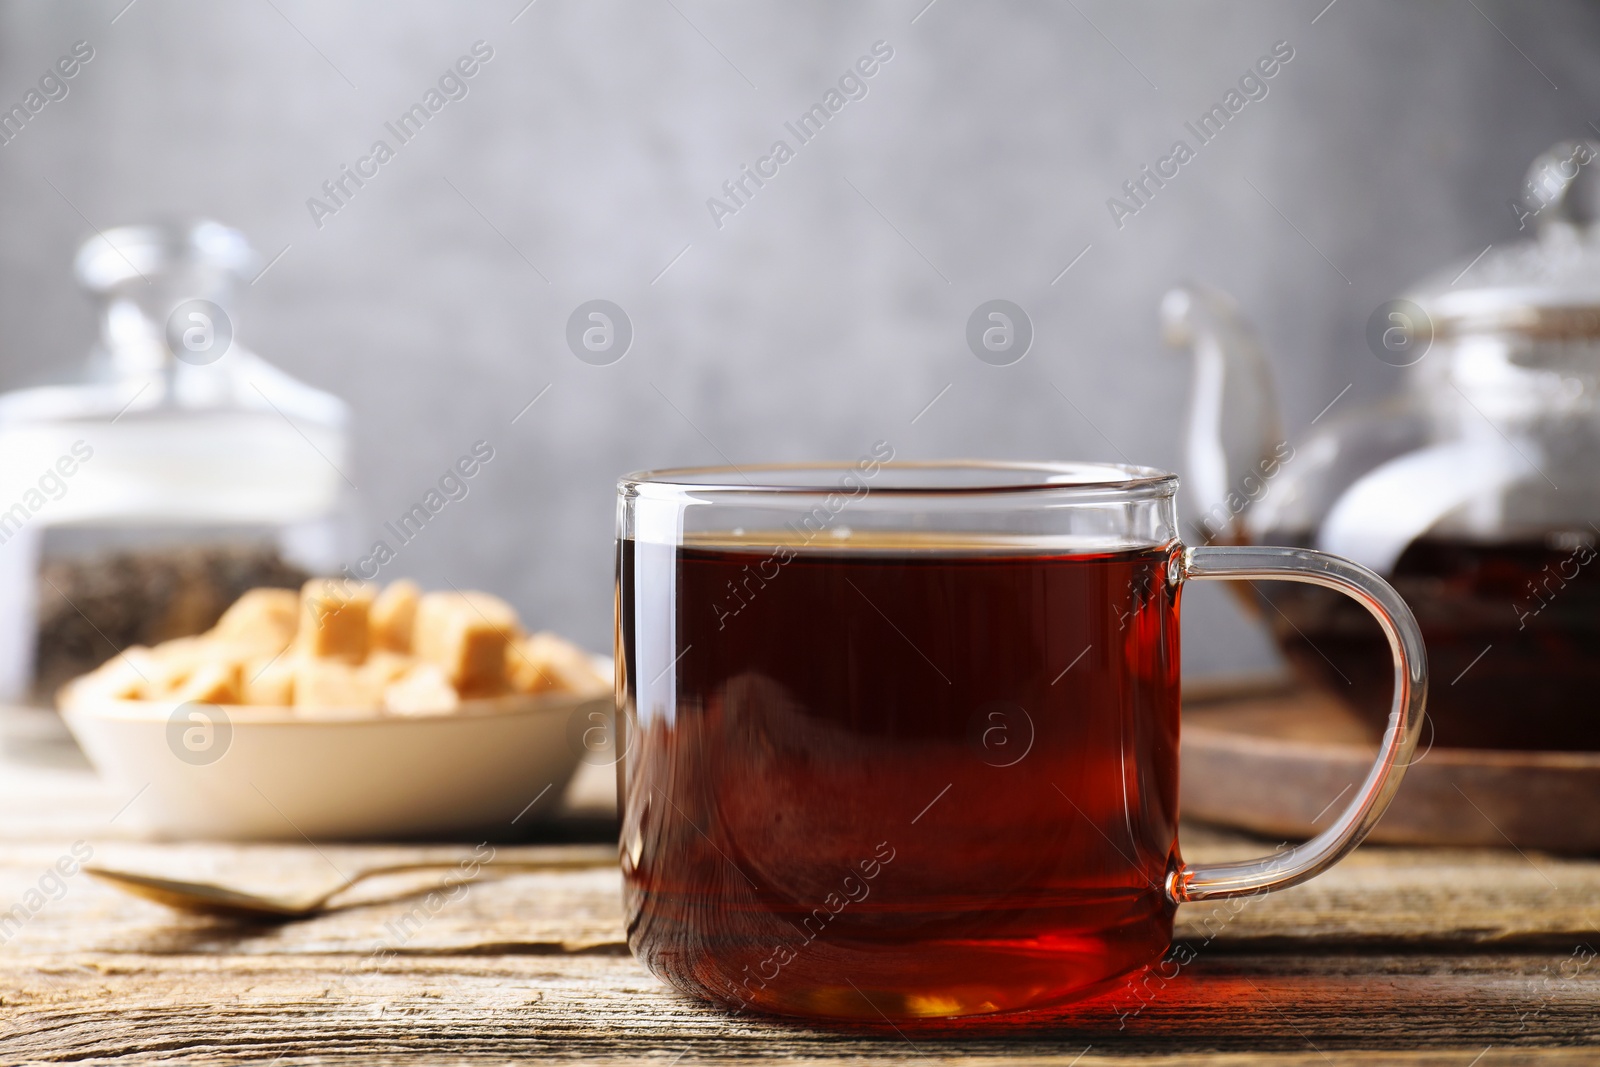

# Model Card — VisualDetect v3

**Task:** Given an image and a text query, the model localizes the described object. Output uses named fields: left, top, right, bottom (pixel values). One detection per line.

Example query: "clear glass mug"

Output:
left=614, top=460, right=1425, bottom=1020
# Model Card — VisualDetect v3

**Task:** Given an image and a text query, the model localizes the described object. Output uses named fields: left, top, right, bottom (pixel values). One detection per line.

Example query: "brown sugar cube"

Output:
left=383, top=663, right=461, bottom=716
left=173, top=662, right=242, bottom=705
left=296, top=579, right=375, bottom=662
left=293, top=659, right=384, bottom=712
left=370, top=580, right=421, bottom=653
left=241, top=656, right=295, bottom=706
left=90, top=662, right=147, bottom=701
left=504, top=640, right=558, bottom=695
left=515, top=632, right=608, bottom=696
left=210, top=588, right=300, bottom=656
left=359, top=650, right=414, bottom=688
left=61, top=649, right=156, bottom=706
left=413, top=591, right=521, bottom=692
left=142, top=637, right=213, bottom=696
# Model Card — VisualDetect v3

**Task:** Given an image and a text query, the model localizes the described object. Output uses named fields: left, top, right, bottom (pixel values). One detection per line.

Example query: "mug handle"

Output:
left=1166, top=544, right=1428, bottom=903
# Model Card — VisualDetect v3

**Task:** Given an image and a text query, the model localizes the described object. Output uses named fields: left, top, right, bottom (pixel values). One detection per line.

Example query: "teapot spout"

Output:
left=1160, top=283, right=1283, bottom=543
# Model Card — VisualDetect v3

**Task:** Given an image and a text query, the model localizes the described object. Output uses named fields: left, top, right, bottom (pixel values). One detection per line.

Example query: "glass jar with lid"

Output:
left=0, top=220, right=352, bottom=707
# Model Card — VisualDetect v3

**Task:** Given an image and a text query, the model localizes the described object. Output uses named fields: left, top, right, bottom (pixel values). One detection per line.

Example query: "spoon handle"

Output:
left=316, top=852, right=616, bottom=908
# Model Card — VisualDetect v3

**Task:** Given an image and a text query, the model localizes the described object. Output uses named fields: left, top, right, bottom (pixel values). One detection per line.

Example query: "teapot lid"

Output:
left=1409, top=140, right=1600, bottom=339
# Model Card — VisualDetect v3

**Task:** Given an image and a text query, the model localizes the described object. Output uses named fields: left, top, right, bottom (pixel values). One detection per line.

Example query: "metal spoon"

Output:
left=85, top=847, right=616, bottom=921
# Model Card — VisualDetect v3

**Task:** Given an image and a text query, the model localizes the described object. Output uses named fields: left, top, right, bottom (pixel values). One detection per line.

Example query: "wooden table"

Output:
left=2, top=707, right=1597, bottom=1066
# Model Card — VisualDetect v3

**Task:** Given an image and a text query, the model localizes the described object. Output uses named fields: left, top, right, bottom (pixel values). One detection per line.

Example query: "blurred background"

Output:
left=2, top=0, right=1596, bottom=675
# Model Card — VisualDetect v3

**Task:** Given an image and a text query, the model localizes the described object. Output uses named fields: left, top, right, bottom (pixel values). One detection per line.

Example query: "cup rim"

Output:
left=620, top=460, right=1178, bottom=499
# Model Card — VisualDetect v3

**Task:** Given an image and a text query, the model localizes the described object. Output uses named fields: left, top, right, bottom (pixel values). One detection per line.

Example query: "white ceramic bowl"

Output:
left=61, top=685, right=611, bottom=841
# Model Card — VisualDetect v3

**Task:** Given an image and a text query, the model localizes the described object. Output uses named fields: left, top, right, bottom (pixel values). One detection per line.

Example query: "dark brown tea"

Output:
left=617, top=533, right=1181, bottom=1019
left=1253, top=532, right=1600, bottom=750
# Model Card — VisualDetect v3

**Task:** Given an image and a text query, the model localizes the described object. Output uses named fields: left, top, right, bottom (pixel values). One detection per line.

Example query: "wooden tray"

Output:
left=1181, top=677, right=1600, bottom=854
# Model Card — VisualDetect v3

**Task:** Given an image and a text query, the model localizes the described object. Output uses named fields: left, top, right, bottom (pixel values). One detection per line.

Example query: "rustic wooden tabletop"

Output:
left=1, top=706, right=1597, bottom=1066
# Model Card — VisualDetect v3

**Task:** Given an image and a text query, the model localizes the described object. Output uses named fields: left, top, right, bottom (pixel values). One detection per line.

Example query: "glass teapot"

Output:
left=1164, top=140, right=1600, bottom=751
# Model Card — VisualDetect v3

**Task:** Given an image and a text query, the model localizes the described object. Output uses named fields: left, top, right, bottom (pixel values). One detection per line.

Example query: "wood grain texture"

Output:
left=0, top=840, right=1591, bottom=958
left=2, top=711, right=1599, bottom=1063
left=2, top=951, right=1598, bottom=1063
left=1181, top=687, right=1600, bottom=853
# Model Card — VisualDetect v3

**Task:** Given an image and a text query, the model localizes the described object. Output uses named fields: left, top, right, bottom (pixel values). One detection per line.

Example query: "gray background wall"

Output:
left=1, top=0, right=1595, bottom=670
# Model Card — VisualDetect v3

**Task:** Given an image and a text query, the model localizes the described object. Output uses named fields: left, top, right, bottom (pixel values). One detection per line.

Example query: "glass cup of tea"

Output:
left=614, top=460, right=1425, bottom=1021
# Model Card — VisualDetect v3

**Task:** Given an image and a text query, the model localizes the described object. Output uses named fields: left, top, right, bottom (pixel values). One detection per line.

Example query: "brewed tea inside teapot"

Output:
left=1166, top=140, right=1600, bottom=751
